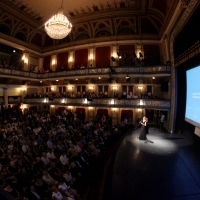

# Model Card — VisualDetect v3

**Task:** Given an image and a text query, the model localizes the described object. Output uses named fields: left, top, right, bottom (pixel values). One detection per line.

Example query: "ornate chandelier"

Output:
left=44, top=0, right=72, bottom=39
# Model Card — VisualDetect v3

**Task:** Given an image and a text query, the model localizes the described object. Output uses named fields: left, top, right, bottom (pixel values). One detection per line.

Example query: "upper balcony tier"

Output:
left=0, top=65, right=171, bottom=81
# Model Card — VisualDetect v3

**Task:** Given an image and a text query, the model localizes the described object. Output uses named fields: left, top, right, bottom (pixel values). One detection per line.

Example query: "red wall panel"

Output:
left=96, top=46, right=111, bottom=68
left=74, top=49, right=88, bottom=69
left=121, top=110, right=133, bottom=119
left=43, top=55, right=51, bottom=71
left=118, top=45, right=135, bottom=66
left=97, top=109, right=108, bottom=117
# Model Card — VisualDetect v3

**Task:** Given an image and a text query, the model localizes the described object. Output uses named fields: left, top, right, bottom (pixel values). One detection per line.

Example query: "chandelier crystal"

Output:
left=45, top=1, right=72, bottom=39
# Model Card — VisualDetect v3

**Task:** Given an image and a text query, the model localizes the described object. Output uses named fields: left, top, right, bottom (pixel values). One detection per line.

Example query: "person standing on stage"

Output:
left=160, top=113, right=165, bottom=132
left=139, top=116, right=148, bottom=140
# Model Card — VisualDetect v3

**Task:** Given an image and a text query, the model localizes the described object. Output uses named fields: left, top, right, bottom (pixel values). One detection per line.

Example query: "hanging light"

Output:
left=44, top=0, right=72, bottom=39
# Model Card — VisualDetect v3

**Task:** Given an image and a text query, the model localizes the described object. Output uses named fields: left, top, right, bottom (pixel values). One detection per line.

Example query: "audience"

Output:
left=0, top=107, right=122, bottom=199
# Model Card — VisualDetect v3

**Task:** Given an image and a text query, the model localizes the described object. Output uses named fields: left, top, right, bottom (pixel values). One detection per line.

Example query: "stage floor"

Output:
left=108, top=127, right=200, bottom=200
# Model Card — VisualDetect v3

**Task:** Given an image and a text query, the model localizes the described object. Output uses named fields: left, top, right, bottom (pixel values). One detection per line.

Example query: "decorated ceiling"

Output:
left=0, top=0, right=180, bottom=49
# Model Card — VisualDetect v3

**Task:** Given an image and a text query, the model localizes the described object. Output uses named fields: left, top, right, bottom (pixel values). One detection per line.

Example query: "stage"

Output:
left=105, top=126, right=200, bottom=200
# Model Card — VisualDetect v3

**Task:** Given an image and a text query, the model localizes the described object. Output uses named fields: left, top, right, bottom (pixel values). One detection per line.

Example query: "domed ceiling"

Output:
left=0, top=0, right=180, bottom=49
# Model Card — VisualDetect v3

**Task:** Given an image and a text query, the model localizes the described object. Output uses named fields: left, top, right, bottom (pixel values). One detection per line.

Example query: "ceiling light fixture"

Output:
left=44, top=0, right=72, bottom=39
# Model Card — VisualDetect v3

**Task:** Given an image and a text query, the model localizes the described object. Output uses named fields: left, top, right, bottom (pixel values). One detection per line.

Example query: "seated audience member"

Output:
left=26, top=185, right=42, bottom=200
left=42, top=170, right=58, bottom=186
left=58, top=177, right=80, bottom=199
left=51, top=185, right=72, bottom=200
left=4, top=182, right=21, bottom=200
left=59, top=151, right=69, bottom=166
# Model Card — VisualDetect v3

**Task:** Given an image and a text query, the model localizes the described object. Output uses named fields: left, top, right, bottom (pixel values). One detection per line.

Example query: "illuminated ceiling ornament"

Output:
left=44, top=0, right=72, bottom=39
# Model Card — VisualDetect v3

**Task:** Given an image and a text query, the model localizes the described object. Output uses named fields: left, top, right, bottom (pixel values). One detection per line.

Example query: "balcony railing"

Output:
left=175, top=40, right=200, bottom=66
left=23, top=97, right=170, bottom=110
left=0, top=65, right=171, bottom=80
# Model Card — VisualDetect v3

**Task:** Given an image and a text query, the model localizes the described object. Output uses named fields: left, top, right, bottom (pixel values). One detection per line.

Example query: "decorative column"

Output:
left=51, top=54, right=57, bottom=71
left=3, top=88, right=8, bottom=108
left=38, top=57, right=44, bottom=73
left=68, top=50, right=74, bottom=69
left=111, top=45, right=118, bottom=67
left=88, top=47, right=95, bottom=67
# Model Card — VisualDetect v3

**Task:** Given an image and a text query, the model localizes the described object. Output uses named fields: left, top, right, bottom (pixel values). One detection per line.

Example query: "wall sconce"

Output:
left=68, top=86, right=73, bottom=91
left=61, top=99, right=66, bottom=104
left=52, top=59, right=56, bottom=66
left=51, top=87, right=55, bottom=91
left=24, top=57, right=28, bottom=64
left=51, top=105, right=55, bottom=108
left=88, top=86, right=94, bottom=90
left=20, top=104, right=27, bottom=110
left=112, top=108, right=116, bottom=112
left=112, top=86, right=118, bottom=91
left=68, top=106, right=73, bottom=111
left=139, top=99, right=144, bottom=106
left=68, top=57, right=73, bottom=63
left=89, top=107, right=93, bottom=110
left=110, top=99, right=115, bottom=105
left=138, top=86, right=143, bottom=90
left=44, top=98, right=49, bottom=103
left=89, top=55, right=93, bottom=61
left=137, top=108, right=142, bottom=112
left=84, top=98, right=88, bottom=104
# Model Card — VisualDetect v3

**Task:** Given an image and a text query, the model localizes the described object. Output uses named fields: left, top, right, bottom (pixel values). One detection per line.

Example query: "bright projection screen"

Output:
left=185, top=65, right=200, bottom=129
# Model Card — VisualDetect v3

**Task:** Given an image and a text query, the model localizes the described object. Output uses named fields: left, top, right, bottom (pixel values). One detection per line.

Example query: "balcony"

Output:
left=0, top=65, right=171, bottom=80
left=23, top=97, right=170, bottom=110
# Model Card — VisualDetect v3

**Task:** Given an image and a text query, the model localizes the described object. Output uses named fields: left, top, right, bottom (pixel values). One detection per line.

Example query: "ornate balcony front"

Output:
left=0, top=65, right=171, bottom=80
left=23, top=97, right=170, bottom=110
